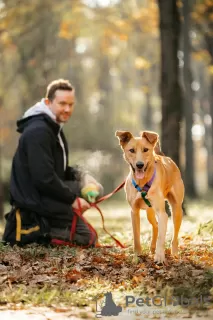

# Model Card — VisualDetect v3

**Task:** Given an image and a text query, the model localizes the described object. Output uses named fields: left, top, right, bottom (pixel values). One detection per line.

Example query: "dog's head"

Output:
left=115, top=130, right=159, bottom=180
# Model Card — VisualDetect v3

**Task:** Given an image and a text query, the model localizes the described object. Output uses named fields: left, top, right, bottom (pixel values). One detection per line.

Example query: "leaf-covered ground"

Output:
left=1, top=197, right=213, bottom=319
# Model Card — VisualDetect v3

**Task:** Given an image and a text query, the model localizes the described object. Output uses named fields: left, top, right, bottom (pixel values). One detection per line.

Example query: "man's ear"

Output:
left=44, top=98, right=50, bottom=106
left=141, top=131, right=159, bottom=146
left=115, top=130, right=133, bottom=147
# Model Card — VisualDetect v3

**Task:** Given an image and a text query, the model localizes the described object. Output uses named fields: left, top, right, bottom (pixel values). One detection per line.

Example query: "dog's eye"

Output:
left=129, top=148, right=135, bottom=153
left=143, top=148, right=149, bottom=152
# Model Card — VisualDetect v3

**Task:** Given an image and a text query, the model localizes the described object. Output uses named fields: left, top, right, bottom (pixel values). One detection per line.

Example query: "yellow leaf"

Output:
left=197, top=4, right=206, bottom=14
left=135, top=57, right=151, bottom=70
left=114, top=20, right=126, bottom=28
left=142, top=86, right=150, bottom=93
left=205, top=0, right=213, bottom=7
left=177, top=0, right=183, bottom=8
left=191, top=12, right=199, bottom=21
left=0, top=32, right=11, bottom=45
left=208, top=65, right=213, bottom=75
left=118, top=33, right=128, bottom=41
left=192, top=52, right=203, bottom=61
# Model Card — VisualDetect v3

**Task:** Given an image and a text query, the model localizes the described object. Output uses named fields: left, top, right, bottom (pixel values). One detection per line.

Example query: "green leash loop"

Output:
left=141, top=191, right=151, bottom=207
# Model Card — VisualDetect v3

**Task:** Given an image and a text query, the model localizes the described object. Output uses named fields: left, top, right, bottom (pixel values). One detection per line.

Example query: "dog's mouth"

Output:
left=131, top=163, right=148, bottom=180
left=135, top=170, right=145, bottom=179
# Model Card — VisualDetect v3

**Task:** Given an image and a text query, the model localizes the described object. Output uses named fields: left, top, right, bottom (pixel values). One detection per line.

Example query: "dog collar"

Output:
left=132, top=167, right=156, bottom=192
left=131, top=168, right=156, bottom=207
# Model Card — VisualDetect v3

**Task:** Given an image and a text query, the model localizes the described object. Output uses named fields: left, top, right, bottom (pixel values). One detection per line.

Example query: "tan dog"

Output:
left=116, top=130, right=184, bottom=263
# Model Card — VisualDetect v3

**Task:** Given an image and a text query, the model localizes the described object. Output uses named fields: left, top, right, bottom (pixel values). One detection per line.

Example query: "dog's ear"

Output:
left=141, top=131, right=159, bottom=146
left=154, top=141, right=164, bottom=155
left=115, top=130, right=133, bottom=147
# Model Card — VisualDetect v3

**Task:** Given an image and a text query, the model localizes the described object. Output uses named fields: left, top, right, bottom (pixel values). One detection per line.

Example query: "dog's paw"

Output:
left=134, top=246, right=142, bottom=255
left=171, top=242, right=179, bottom=257
left=132, top=254, right=140, bottom=264
left=150, top=245, right=156, bottom=254
left=154, top=249, right=165, bottom=264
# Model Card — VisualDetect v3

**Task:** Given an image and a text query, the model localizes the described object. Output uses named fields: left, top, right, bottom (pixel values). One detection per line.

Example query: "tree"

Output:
left=157, top=0, right=183, bottom=167
left=0, top=106, right=3, bottom=220
left=192, top=0, right=213, bottom=187
left=182, top=0, right=197, bottom=197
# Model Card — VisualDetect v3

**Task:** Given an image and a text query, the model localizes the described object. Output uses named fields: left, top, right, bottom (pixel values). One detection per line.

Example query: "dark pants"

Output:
left=50, top=215, right=97, bottom=247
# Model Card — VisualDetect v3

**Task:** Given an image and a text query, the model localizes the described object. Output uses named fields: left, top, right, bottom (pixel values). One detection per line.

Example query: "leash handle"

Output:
left=70, top=198, right=97, bottom=247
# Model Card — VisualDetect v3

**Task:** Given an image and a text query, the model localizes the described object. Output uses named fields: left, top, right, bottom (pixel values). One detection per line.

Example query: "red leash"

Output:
left=51, top=198, right=98, bottom=249
left=94, top=181, right=125, bottom=204
left=51, top=181, right=126, bottom=249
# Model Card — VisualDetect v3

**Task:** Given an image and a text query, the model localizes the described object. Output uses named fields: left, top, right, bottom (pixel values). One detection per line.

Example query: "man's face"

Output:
left=45, top=89, right=75, bottom=123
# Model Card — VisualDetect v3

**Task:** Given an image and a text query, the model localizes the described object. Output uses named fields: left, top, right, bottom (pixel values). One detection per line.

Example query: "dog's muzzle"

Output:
left=131, top=162, right=149, bottom=173
left=136, top=161, right=144, bottom=169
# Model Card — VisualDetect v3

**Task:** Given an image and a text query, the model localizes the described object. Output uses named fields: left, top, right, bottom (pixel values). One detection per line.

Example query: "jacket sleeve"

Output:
left=65, top=165, right=82, bottom=181
left=24, top=127, right=77, bottom=204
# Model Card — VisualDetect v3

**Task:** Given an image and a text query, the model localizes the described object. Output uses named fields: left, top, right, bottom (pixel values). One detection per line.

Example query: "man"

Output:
left=3, top=79, right=100, bottom=247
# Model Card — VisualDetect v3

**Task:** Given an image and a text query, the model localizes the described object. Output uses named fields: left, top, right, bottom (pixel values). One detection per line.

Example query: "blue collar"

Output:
left=132, top=167, right=156, bottom=192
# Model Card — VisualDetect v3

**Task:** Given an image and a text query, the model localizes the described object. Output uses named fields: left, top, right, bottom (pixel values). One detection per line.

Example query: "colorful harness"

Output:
left=131, top=168, right=156, bottom=207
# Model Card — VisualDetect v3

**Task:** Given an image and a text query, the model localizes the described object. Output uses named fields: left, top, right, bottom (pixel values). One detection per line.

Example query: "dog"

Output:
left=115, top=130, right=184, bottom=263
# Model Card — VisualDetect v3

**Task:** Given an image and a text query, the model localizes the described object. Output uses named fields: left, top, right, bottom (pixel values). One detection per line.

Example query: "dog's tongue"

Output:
left=135, top=171, right=145, bottom=179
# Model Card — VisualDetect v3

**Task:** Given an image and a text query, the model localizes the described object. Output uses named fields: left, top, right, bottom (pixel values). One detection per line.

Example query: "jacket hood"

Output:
left=17, top=99, right=60, bottom=134
left=23, top=99, right=56, bottom=121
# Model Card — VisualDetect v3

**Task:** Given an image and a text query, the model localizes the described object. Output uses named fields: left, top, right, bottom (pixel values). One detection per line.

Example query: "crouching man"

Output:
left=2, top=79, right=102, bottom=247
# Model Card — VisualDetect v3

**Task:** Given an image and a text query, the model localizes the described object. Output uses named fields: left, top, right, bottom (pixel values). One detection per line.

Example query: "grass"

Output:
left=1, top=195, right=213, bottom=319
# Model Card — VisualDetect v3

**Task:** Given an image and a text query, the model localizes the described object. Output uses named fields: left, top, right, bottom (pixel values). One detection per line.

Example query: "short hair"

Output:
left=45, top=79, right=74, bottom=101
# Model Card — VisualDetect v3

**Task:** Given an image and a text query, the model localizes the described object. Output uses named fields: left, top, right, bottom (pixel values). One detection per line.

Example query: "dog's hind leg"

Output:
left=146, top=208, right=158, bottom=253
left=131, top=208, right=141, bottom=254
left=169, top=200, right=183, bottom=256
left=167, top=182, right=184, bottom=256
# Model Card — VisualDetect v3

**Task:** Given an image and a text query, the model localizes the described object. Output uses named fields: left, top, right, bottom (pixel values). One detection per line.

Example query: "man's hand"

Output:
left=81, top=183, right=100, bottom=203
left=72, top=197, right=91, bottom=213
left=82, top=173, right=104, bottom=197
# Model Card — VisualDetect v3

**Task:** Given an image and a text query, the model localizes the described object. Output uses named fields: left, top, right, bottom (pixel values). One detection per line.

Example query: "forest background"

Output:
left=0, top=0, right=213, bottom=218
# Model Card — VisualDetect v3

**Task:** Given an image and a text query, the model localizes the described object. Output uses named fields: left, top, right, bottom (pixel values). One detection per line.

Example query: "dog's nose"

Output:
left=136, top=161, right=144, bottom=169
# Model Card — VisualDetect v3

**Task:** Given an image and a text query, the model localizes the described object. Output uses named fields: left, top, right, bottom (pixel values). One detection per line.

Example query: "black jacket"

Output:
left=9, top=114, right=80, bottom=228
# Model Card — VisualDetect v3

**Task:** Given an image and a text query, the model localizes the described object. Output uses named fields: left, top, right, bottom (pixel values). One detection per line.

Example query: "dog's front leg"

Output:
left=146, top=207, right=158, bottom=253
left=131, top=207, right=141, bottom=254
left=152, top=199, right=168, bottom=263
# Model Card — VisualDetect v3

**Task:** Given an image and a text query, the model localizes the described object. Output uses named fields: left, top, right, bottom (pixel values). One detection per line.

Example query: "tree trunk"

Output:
left=97, top=53, right=114, bottom=151
left=182, top=0, right=197, bottom=197
left=204, top=9, right=213, bottom=187
left=0, top=51, right=4, bottom=221
left=209, top=79, right=213, bottom=187
left=206, top=35, right=213, bottom=187
left=198, top=61, right=212, bottom=189
left=0, top=146, right=3, bottom=221
left=158, top=0, right=182, bottom=167
left=144, top=88, right=153, bottom=130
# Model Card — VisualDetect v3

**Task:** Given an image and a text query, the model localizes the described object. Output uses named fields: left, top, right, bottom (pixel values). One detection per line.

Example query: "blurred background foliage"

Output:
left=0, top=0, right=213, bottom=218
